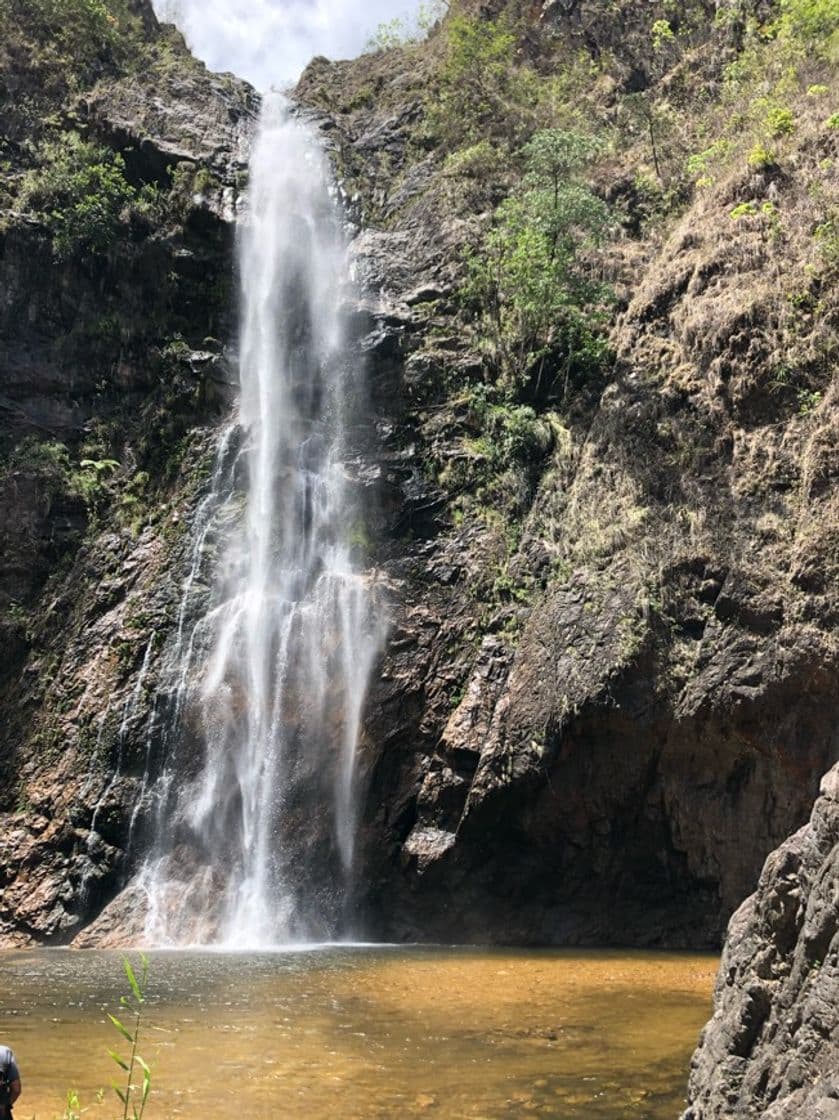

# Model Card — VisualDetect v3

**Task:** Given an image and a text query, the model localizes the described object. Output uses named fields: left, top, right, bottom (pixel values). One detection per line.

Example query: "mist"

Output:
left=151, top=0, right=424, bottom=88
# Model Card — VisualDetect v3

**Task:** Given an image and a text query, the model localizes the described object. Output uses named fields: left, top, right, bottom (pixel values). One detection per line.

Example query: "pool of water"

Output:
left=0, top=947, right=715, bottom=1119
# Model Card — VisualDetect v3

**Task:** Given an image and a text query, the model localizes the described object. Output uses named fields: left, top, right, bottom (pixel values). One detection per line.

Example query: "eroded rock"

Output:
left=683, top=765, right=839, bottom=1119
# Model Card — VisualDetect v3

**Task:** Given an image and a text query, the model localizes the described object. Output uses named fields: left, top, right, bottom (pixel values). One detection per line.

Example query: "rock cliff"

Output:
left=0, top=0, right=836, bottom=966
left=0, top=0, right=256, bottom=941
left=683, top=764, right=839, bottom=1119
left=295, top=0, right=838, bottom=947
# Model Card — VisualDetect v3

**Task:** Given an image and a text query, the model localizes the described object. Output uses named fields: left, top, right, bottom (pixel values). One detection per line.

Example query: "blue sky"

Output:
left=152, top=0, right=422, bottom=88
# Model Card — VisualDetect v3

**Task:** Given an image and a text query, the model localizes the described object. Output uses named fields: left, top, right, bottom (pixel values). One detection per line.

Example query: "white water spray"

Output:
left=141, top=96, right=385, bottom=946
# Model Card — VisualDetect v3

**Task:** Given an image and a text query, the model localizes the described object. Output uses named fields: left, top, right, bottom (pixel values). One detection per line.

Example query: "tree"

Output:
left=465, top=129, right=612, bottom=402
left=432, top=10, right=537, bottom=148
left=20, top=132, right=137, bottom=258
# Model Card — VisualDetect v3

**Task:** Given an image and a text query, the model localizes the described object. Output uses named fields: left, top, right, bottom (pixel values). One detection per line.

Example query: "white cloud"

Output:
left=152, top=0, right=423, bottom=89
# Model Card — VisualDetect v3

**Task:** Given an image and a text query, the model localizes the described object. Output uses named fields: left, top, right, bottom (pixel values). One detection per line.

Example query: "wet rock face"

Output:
left=355, top=553, right=837, bottom=947
left=296, top=17, right=839, bottom=949
left=0, top=44, right=253, bottom=663
left=683, top=765, right=839, bottom=1119
left=1, top=0, right=837, bottom=952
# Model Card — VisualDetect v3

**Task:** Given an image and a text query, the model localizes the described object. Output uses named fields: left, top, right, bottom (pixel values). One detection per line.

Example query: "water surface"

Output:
left=0, top=947, right=715, bottom=1119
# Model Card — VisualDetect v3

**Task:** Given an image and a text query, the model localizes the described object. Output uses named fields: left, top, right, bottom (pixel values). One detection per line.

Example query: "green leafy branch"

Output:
left=463, top=128, right=613, bottom=401
left=107, top=954, right=152, bottom=1120
left=57, top=955, right=152, bottom=1120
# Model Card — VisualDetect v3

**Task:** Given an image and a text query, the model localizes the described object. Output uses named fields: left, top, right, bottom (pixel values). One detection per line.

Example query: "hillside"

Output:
left=293, top=0, right=839, bottom=946
left=0, top=0, right=835, bottom=967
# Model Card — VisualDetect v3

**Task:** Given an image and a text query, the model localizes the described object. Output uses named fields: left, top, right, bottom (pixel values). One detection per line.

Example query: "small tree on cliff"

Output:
left=464, top=128, right=613, bottom=402
left=431, top=8, right=538, bottom=149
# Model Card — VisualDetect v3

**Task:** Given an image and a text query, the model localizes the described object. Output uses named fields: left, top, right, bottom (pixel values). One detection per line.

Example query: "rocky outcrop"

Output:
left=683, top=764, right=839, bottom=1118
left=296, top=6, right=838, bottom=947
left=0, top=8, right=256, bottom=941
left=0, top=0, right=836, bottom=950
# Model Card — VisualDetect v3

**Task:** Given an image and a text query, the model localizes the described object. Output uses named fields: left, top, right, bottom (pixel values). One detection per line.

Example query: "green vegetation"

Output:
left=0, top=0, right=143, bottom=80
left=463, top=129, right=612, bottom=400
left=0, top=437, right=73, bottom=498
left=431, top=9, right=537, bottom=148
left=650, top=18, right=675, bottom=50
left=0, top=436, right=70, bottom=475
left=366, top=0, right=447, bottom=51
left=109, top=955, right=152, bottom=1120
left=377, top=0, right=839, bottom=556
left=466, top=389, right=550, bottom=472
left=443, top=139, right=505, bottom=180
left=0, top=435, right=131, bottom=517
left=168, top=162, right=221, bottom=218
left=686, top=138, right=734, bottom=188
left=74, top=457, right=121, bottom=505
left=747, top=143, right=778, bottom=169
left=19, top=133, right=144, bottom=258
left=776, top=0, right=839, bottom=51
left=61, top=955, right=152, bottom=1120
left=0, top=0, right=147, bottom=120
left=765, top=105, right=796, bottom=135
left=815, top=212, right=839, bottom=264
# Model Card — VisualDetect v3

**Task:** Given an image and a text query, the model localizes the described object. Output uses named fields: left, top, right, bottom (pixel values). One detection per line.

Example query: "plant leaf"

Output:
left=124, top=958, right=143, bottom=1003
left=108, top=1013, right=133, bottom=1042
left=108, top=1049, right=130, bottom=1071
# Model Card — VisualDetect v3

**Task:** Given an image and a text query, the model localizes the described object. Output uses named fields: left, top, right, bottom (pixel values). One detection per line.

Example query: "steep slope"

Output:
left=296, top=0, right=839, bottom=946
left=683, top=764, right=839, bottom=1118
left=0, top=0, right=836, bottom=951
left=0, top=0, right=256, bottom=941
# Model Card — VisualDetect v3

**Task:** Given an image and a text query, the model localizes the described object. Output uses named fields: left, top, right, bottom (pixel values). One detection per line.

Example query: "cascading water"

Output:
left=139, top=95, right=385, bottom=947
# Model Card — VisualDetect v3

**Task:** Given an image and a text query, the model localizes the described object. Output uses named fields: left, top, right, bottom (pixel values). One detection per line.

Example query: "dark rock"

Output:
left=683, top=766, right=839, bottom=1119
left=1, top=0, right=837, bottom=963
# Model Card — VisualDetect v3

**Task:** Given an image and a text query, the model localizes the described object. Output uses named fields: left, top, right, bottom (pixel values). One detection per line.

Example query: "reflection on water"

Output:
left=0, top=948, right=715, bottom=1119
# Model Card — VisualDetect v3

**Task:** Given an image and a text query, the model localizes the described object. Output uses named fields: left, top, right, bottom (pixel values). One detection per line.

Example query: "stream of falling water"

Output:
left=138, top=95, right=385, bottom=947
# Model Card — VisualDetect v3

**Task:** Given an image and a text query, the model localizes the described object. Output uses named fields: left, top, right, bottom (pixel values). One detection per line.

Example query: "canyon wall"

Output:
left=683, top=764, right=839, bottom=1118
left=0, top=0, right=836, bottom=960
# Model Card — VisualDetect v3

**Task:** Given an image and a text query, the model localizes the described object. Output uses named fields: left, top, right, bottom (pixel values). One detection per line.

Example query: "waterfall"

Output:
left=139, top=95, right=385, bottom=947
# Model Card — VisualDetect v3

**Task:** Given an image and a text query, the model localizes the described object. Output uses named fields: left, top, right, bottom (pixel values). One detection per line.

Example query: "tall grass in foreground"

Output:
left=57, top=954, right=151, bottom=1120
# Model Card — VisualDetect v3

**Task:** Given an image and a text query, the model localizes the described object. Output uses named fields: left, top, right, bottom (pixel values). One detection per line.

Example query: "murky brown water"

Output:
left=0, top=947, right=715, bottom=1119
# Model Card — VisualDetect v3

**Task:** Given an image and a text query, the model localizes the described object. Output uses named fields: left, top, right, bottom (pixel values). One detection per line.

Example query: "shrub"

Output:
left=779, top=0, right=839, bottom=40
left=431, top=10, right=537, bottom=148
left=468, top=390, right=544, bottom=466
left=463, top=129, right=612, bottom=399
left=747, top=143, right=777, bottom=169
left=366, top=16, right=415, bottom=52
left=19, top=132, right=136, bottom=258
left=815, top=213, right=839, bottom=264
left=443, top=140, right=505, bottom=180
left=797, top=388, right=823, bottom=414
left=765, top=105, right=795, bottom=135
left=365, top=0, right=446, bottom=51
left=686, top=139, right=734, bottom=184
left=651, top=18, right=675, bottom=50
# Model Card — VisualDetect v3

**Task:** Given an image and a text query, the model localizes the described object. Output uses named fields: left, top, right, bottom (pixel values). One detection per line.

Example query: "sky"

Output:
left=151, top=0, right=421, bottom=88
